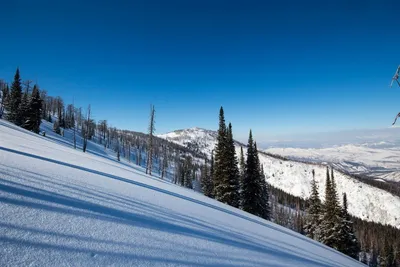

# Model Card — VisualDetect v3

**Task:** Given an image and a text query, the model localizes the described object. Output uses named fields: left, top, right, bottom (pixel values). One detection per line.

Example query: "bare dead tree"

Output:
left=161, top=144, right=168, bottom=179
left=23, top=80, right=33, bottom=94
left=146, top=105, right=155, bottom=176
left=82, top=104, right=90, bottom=153
left=73, top=99, right=76, bottom=149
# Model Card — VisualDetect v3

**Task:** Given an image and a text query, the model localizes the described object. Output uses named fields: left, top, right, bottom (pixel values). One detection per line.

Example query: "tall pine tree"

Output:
left=239, top=146, right=245, bottom=193
left=213, top=107, right=228, bottom=200
left=319, top=167, right=342, bottom=250
left=7, top=68, right=23, bottom=125
left=20, top=91, right=30, bottom=129
left=338, top=192, right=359, bottom=259
left=24, top=85, right=42, bottom=133
left=242, top=130, right=266, bottom=218
left=304, top=169, right=322, bottom=240
left=219, top=122, right=240, bottom=207
left=254, top=142, right=270, bottom=219
left=201, top=159, right=214, bottom=198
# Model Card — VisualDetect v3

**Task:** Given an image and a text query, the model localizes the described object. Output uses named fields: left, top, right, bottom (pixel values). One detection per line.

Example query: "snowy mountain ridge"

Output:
left=158, top=128, right=400, bottom=229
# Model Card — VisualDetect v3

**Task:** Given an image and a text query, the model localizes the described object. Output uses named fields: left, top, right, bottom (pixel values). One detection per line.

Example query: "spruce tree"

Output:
left=254, top=142, right=270, bottom=219
left=319, top=167, right=342, bottom=250
left=20, top=91, right=30, bottom=129
left=304, top=169, right=322, bottom=240
left=338, top=193, right=359, bottom=259
left=201, top=159, right=214, bottom=198
left=216, top=122, right=241, bottom=207
left=7, top=68, right=23, bottom=125
left=242, top=130, right=265, bottom=217
left=24, top=85, right=42, bottom=133
left=210, top=151, right=215, bottom=196
left=213, top=107, right=228, bottom=200
left=239, top=146, right=245, bottom=194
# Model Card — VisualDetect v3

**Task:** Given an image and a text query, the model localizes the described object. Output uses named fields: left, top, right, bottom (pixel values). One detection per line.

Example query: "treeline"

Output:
left=0, top=68, right=207, bottom=184
left=199, top=107, right=271, bottom=219
left=0, top=69, right=42, bottom=133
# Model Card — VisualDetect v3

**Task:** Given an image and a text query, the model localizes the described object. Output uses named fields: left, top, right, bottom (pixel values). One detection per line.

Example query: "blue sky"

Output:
left=1, top=0, right=400, bottom=142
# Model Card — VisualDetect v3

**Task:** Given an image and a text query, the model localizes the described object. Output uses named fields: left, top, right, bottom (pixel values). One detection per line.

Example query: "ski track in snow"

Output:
left=0, top=120, right=365, bottom=266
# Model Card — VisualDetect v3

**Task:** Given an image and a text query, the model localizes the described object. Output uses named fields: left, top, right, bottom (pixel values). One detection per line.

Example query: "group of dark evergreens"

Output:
left=1, top=68, right=400, bottom=266
left=304, top=168, right=359, bottom=259
left=200, top=107, right=270, bottom=220
left=1, top=68, right=42, bottom=133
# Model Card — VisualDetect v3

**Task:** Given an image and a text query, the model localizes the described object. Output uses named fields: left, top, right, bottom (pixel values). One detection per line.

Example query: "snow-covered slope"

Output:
left=159, top=128, right=400, bottom=229
left=158, top=127, right=245, bottom=156
left=266, top=145, right=400, bottom=182
left=0, top=120, right=365, bottom=266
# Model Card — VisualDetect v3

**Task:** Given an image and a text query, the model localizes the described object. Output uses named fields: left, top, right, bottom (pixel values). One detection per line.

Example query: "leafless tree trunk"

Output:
left=161, top=144, right=168, bottom=179
left=73, top=99, right=76, bottom=149
left=128, top=142, right=131, bottom=162
left=146, top=105, right=155, bottom=175
left=83, top=104, right=90, bottom=153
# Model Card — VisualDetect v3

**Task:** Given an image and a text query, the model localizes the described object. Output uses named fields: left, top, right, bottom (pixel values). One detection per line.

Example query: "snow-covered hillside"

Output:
left=158, top=127, right=245, bottom=156
left=0, top=120, right=365, bottom=266
left=266, top=145, right=400, bottom=182
left=261, top=126, right=400, bottom=182
left=159, top=128, right=400, bottom=229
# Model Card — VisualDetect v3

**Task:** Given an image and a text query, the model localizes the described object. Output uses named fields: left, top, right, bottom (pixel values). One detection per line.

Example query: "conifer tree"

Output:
left=239, top=146, right=245, bottom=201
left=217, top=122, right=240, bottom=207
left=201, top=159, right=214, bottom=198
left=210, top=151, right=215, bottom=195
left=20, top=91, right=30, bottom=129
left=24, top=85, right=42, bottom=133
left=242, top=130, right=265, bottom=217
left=255, top=142, right=270, bottom=219
left=7, top=68, right=23, bottom=125
left=304, top=169, right=322, bottom=240
left=319, top=167, right=342, bottom=250
left=338, top=193, right=359, bottom=259
left=213, top=107, right=228, bottom=200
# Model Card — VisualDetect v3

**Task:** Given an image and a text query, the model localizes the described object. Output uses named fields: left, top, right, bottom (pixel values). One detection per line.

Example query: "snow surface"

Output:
left=0, top=120, right=365, bottom=266
left=159, top=128, right=400, bottom=229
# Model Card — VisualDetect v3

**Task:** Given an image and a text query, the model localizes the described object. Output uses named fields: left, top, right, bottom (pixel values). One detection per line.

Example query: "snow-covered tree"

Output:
left=304, top=169, right=322, bottom=240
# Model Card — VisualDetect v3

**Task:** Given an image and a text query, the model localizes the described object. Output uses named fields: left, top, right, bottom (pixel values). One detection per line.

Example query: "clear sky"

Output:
left=1, top=0, right=400, bottom=142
